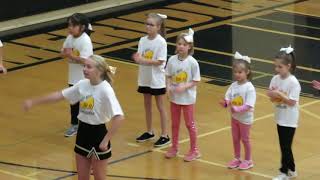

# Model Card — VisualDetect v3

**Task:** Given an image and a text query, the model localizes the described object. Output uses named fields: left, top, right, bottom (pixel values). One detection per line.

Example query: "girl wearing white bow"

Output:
left=267, top=46, right=300, bottom=180
left=165, top=29, right=201, bottom=162
left=219, top=51, right=256, bottom=170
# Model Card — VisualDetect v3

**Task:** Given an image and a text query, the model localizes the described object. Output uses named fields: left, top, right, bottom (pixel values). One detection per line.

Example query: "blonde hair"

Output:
left=90, top=55, right=114, bottom=84
left=175, top=33, right=194, bottom=55
left=147, top=13, right=166, bottom=38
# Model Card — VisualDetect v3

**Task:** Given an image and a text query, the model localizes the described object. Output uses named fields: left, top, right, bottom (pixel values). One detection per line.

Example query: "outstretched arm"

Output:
left=23, top=92, right=65, bottom=111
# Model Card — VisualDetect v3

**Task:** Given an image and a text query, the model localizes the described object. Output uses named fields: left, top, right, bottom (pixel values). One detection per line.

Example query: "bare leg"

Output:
left=75, top=154, right=91, bottom=180
left=155, top=95, right=168, bottom=136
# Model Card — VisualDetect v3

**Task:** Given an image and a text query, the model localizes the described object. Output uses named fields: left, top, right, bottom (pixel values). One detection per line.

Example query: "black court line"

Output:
left=3, top=0, right=307, bottom=73
left=0, top=150, right=152, bottom=175
left=56, top=174, right=175, bottom=180
left=89, top=0, right=308, bottom=53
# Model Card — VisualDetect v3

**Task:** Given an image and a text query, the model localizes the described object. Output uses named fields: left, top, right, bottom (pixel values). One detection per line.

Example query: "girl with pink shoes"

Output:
left=220, top=52, right=256, bottom=170
left=165, top=29, right=201, bottom=162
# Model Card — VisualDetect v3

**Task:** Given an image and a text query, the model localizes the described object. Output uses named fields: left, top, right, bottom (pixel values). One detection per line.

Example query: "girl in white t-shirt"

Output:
left=132, top=13, right=170, bottom=147
left=165, top=29, right=201, bottom=162
left=24, top=55, right=124, bottom=180
left=0, top=40, right=7, bottom=74
left=219, top=52, right=256, bottom=170
left=267, top=46, right=301, bottom=180
left=61, top=13, right=94, bottom=137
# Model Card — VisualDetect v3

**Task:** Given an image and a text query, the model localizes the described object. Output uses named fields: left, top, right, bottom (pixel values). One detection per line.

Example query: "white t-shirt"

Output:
left=62, top=79, right=124, bottom=125
left=0, top=40, right=3, bottom=47
left=63, top=33, right=93, bottom=85
left=137, top=34, right=167, bottom=89
left=225, top=81, right=256, bottom=124
left=166, top=55, right=201, bottom=105
left=269, top=74, right=301, bottom=128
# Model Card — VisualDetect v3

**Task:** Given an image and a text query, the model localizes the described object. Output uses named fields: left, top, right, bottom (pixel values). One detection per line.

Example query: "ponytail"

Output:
left=90, top=55, right=116, bottom=84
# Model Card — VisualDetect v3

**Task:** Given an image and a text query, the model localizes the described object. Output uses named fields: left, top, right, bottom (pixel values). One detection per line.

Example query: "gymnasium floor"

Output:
left=0, top=0, right=319, bottom=179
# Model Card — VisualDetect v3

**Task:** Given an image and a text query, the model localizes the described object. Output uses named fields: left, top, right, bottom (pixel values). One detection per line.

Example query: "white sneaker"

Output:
left=288, top=170, right=298, bottom=178
left=272, top=173, right=289, bottom=180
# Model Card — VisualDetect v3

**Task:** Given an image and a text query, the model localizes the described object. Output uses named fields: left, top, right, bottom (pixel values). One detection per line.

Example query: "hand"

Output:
left=99, top=138, right=109, bottom=151
left=174, top=84, right=186, bottom=93
left=132, top=53, right=142, bottom=64
left=23, top=100, right=33, bottom=112
left=231, top=106, right=236, bottom=113
left=312, top=80, right=320, bottom=90
left=267, top=89, right=279, bottom=98
left=61, top=48, right=72, bottom=58
left=219, top=99, right=227, bottom=108
left=0, top=64, right=7, bottom=74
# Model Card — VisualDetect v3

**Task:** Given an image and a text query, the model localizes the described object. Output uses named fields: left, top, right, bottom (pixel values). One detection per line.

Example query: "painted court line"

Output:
left=0, top=168, right=37, bottom=180
left=276, top=8, right=320, bottom=19
left=229, top=23, right=320, bottom=41
left=153, top=148, right=273, bottom=179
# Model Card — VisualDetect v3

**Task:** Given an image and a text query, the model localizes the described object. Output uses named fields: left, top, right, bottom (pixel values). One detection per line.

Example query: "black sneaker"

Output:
left=154, top=136, right=171, bottom=147
left=136, top=132, right=155, bottom=142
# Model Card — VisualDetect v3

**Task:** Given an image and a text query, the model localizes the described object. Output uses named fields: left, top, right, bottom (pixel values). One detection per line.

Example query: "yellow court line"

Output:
left=276, top=8, right=320, bottom=19
left=0, top=169, right=37, bottom=180
left=300, top=108, right=320, bottom=120
left=253, top=74, right=269, bottom=80
left=127, top=46, right=285, bottom=83
left=26, top=171, right=43, bottom=177
left=254, top=17, right=320, bottom=30
left=166, top=42, right=320, bottom=74
left=96, top=10, right=274, bottom=54
left=229, top=23, right=320, bottom=41
left=155, top=98, right=319, bottom=151
left=153, top=148, right=273, bottom=179
left=157, top=113, right=274, bottom=151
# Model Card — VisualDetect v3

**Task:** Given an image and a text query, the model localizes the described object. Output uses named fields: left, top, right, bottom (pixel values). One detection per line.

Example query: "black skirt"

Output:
left=137, top=86, right=166, bottom=95
left=74, top=121, right=111, bottom=160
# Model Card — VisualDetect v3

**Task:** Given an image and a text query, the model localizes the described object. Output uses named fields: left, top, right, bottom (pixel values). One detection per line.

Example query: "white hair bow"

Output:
left=88, top=23, right=93, bottom=31
left=280, top=45, right=294, bottom=54
left=157, top=13, right=167, bottom=19
left=109, top=66, right=117, bottom=75
left=234, top=51, right=251, bottom=64
left=184, top=28, right=194, bottom=43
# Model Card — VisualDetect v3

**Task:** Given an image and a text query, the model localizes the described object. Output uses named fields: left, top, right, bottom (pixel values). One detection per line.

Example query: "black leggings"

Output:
left=277, top=125, right=296, bottom=174
left=69, top=84, right=79, bottom=125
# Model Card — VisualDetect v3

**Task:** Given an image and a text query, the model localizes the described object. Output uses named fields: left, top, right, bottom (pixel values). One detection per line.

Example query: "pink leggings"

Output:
left=231, top=118, right=252, bottom=161
left=170, top=102, right=198, bottom=152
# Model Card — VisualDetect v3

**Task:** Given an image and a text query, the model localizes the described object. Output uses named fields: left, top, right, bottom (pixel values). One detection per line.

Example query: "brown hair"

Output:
left=90, top=55, right=114, bottom=84
left=232, top=59, right=252, bottom=81
left=275, top=51, right=296, bottom=74
left=175, top=33, right=194, bottom=55
left=147, top=13, right=166, bottom=38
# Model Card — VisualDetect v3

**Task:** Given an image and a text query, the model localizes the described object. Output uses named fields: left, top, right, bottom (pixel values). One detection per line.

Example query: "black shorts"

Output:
left=74, top=121, right=111, bottom=160
left=137, top=86, right=166, bottom=95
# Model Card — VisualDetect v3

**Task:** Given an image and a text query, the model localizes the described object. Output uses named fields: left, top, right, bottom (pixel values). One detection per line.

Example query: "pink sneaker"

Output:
left=238, top=160, right=254, bottom=170
left=165, top=148, right=178, bottom=159
left=227, top=158, right=241, bottom=169
left=183, top=151, right=201, bottom=162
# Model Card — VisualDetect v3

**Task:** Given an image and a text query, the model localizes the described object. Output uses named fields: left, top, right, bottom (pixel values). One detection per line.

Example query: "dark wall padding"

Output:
left=0, top=0, right=102, bottom=22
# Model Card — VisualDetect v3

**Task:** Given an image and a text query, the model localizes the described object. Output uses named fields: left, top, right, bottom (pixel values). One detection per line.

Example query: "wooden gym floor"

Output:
left=0, top=0, right=319, bottom=179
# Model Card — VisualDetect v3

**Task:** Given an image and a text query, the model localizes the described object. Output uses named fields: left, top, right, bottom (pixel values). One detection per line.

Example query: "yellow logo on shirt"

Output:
left=173, top=71, right=188, bottom=83
left=143, top=50, right=154, bottom=60
left=231, top=96, right=243, bottom=106
left=80, top=96, right=94, bottom=110
left=72, top=49, right=80, bottom=57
